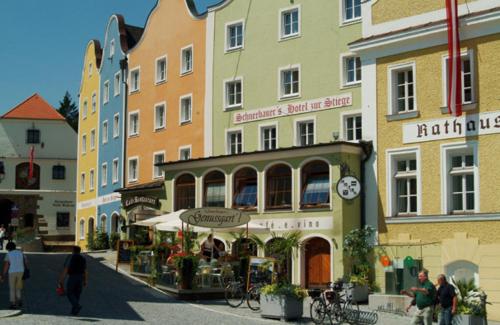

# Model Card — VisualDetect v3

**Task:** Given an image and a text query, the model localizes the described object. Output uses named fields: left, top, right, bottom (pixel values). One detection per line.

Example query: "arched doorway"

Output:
left=305, top=237, right=331, bottom=288
left=111, top=213, right=120, bottom=233
left=265, top=237, right=292, bottom=283
left=88, top=218, right=95, bottom=238
left=201, top=237, right=226, bottom=260
left=23, top=213, right=34, bottom=228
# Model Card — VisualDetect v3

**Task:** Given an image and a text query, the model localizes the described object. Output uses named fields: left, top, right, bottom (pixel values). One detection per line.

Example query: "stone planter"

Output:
left=453, top=314, right=485, bottom=325
left=349, top=284, right=369, bottom=303
left=260, top=294, right=303, bottom=321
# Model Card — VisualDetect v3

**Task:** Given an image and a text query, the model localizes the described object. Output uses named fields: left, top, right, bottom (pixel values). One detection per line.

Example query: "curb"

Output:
left=0, top=309, right=22, bottom=318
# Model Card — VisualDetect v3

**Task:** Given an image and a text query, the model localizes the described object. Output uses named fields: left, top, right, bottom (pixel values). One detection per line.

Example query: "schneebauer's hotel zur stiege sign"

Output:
left=403, top=111, right=500, bottom=144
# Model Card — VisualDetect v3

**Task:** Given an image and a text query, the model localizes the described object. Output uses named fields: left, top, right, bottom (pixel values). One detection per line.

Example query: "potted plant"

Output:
left=343, top=226, right=375, bottom=303
left=451, top=278, right=488, bottom=325
left=173, top=253, right=199, bottom=290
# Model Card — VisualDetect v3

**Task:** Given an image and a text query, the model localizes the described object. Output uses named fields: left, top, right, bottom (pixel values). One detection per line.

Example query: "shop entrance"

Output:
left=305, top=237, right=331, bottom=288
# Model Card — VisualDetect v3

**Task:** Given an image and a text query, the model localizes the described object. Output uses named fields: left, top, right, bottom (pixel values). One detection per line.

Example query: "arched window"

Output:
left=203, top=171, right=225, bottom=207
left=233, top=167, right=257, bottom=209
left=88, top=218, right=95, bottom=237
left=79, top=220, right=85, bottom=239
left=446, top=260, right=479, bottom=287
left=301, top=160, right=330, bottom=208
left=175, top=174, right=195, bottom=210
left=100, top=215, right=107, bottom=233
left=111, top=213, right=120, bottom=233
left=15, top=162, right=40, bottom=190
left=266, top=164, right=292, bottom=210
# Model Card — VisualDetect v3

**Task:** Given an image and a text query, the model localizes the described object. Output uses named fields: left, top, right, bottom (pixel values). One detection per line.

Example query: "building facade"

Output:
left=350, top=0, right=500, bottom=320
left=0, top=94, right=77, bottom=238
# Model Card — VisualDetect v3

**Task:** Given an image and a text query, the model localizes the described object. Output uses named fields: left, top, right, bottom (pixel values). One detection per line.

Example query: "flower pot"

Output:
left=260, top=294, right=303, bottom=321
left=453, top=314, right=485, bottom=325
left=349, top=284, right=369, bottom=303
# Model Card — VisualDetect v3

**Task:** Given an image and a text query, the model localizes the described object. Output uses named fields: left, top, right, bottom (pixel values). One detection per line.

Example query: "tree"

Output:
left=57, top=91, right=78, bottom=131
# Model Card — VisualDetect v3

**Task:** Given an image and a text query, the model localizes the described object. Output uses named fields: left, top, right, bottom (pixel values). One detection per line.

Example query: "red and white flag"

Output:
left=446, top=0, right=462, bottom=116
left=28, top=145, right=35, bottom=179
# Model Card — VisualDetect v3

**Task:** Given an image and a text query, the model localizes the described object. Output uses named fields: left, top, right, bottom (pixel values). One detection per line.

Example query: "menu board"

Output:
left=247, top=256, right=275, bottom=289
left=116, top=240, right=134, bottom=272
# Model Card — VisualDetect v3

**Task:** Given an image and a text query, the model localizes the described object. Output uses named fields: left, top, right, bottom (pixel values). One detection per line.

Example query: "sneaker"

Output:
left=9, top=304, right=17, bottom=310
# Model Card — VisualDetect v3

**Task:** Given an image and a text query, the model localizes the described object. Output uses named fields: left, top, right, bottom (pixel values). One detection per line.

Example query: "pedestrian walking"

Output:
left=436, top=274, right=457, bottom=325
left=58, top=245, right=87, bottom=316
left=0, top=242, right=28, bottom=309
left=401, top=270, right=436, bottom=325
left=0, top=224, right=6, bottom=250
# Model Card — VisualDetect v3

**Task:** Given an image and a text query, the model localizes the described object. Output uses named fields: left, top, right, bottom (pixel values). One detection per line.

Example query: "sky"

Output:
left=0, top=0, right=224, bottom=115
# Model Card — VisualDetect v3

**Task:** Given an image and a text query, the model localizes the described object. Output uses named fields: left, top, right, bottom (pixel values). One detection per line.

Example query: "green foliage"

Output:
left=343, top=226, right=375, bottom=280
left=93, top=230, right=110, bottom=250
left=57, top=91, right=78, bottom=131
left=451, top=278, right=488, bottom=318
left=109, top=232, right=120, bottom=250
left=86, top=231, right=95, bottom=251
left=174, top=254, right=200, bottom=286
left=265, top=231, right=302, bottom=285
left=261, top=283, right=308, bottom=301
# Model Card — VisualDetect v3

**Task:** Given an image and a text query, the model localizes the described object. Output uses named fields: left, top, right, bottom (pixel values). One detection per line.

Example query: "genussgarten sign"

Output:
left=180, top=208, right=250, bottom=228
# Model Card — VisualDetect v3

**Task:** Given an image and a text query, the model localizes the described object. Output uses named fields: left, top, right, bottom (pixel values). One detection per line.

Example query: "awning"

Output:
left=133, top=209, right=186, bottom=227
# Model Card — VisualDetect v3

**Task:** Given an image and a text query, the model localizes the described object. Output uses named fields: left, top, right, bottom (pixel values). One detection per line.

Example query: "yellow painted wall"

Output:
left=372, top=0, right=478, bottom=25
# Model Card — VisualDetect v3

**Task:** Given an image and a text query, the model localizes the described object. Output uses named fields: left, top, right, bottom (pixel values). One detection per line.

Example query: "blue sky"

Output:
left=0, top=0, right=222, bottom=115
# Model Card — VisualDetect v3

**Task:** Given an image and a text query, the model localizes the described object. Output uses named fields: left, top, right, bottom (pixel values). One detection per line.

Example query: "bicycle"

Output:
left=224, top=276, right=264, bottom=311
left=310, top=279, right=360, bottom=325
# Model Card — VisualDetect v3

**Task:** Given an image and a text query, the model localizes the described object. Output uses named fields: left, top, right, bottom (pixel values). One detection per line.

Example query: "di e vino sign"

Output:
left=403, top=111, right=500, bottom=144
left=180, top=208, right=250, bottom=228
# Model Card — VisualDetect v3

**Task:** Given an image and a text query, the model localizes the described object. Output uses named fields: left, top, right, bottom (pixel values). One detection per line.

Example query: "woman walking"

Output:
left=0, top=242, right=28, bottom=309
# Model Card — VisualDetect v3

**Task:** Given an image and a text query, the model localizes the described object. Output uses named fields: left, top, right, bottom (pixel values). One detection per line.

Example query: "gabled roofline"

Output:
left=1, top=93, right=65, bottom=121
left=78, top=39, right=102, bottom=94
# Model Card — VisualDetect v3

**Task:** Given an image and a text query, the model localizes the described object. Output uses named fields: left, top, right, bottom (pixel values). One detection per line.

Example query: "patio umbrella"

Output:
left=133, top=209, right=187, bottom=227
left=155, top=219, right=269, bottom=234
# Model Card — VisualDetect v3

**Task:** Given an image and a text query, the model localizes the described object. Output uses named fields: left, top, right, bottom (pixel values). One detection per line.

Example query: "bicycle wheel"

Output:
left=342, top=300, right=360, bottom=325
left=224, top=282, right=244, bottom=308
left=310, top=298, right=327, bottom=324
left=246, top=286, right=261, bottom=311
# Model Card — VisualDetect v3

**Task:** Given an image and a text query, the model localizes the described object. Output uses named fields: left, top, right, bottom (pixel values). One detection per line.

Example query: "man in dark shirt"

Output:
left=436, top=274, right=457, bottom=325
left=59, top=246, right=88, bottom=316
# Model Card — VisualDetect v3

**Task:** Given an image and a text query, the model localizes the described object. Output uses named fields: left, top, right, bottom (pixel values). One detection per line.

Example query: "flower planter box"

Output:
left=349, top=284, right=369, bottom=303
left=260, top=294, right=303, bottom=321
left=453, top=314, right=485, bottom=325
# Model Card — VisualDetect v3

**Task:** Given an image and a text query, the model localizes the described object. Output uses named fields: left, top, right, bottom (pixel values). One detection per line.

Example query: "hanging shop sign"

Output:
left=124, top=196, right=159, bottom=209
left=233, top=93, right=352, bottom=124
left=336, top=176, right=361, bottom=200
left=180, top=208, right=250, bottom=228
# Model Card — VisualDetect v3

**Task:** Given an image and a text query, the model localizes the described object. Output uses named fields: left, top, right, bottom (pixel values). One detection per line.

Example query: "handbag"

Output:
left=22, top=255, right=30, bottom=280
left=56, top=284, right=65, bottom=296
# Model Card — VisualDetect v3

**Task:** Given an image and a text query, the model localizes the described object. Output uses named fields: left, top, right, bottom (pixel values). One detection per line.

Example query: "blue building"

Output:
left=97, top=14, right=143, bottom=236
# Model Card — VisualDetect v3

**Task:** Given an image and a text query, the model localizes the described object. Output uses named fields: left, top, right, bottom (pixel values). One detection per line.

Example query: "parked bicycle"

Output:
left=310, top=279, right=360, bottom=325
left=224, top=276, right=264, bottom=311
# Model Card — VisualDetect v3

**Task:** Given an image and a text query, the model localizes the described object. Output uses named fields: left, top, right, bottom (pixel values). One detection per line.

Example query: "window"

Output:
left=345, top=115, right=362, bottom=141
left=109, top=39, right=115, bottom=58
left=57, top=212, right=70, bottom=228
left=443, top=52, right=475, bottom=105
left=266, top=164, right=292, bottom=210
left=280, top=7, right=300, bottom=39
left=394, top=158, right=417, bottom=215
left=343, top=0, right=361, bottom=22
left=52, top=165, right=66, bottom=180
left=129, top=112, right=139, bottom=136
left=27, top=129, right=40, bottom=144
left=280, top=67, right=300, bottom=98
left=233, top=168, right=257, bottom=209
left=450, top=154, right=475, bottom=212
left=89, top=169, right=95, bottom=191
left=301, top=161, right=329, bottom=208
left=261, top=125, right=277, bottom=151
left=226, top=22, right=244, bottom=50
left=297, top=120, right=314, bottom=146
left=81, top=135, right=87, bottom=154
left=153, top=152, right=165, bottom=179
left=390, top=64, right=416, bottom=114
left=112, top=159, right=119, bottom=184
left=90, top=129, right=96, bottom=151
left=80, top=173, right=85, bottom=193
left=91, top=93, right=97, bottom=113
left=156, top=56, right=167, bottom=84
left=101, top=163, right=108, bottom=187
left=154, top=103, right=166, bottom=130
left=204, top=171, right=225, bottom=207
left=113, top=114, right=120, bottom=138
left=181, top=46, right=193, bottom=74
left=114, top=72, right=121, bottom=96
left=79, top=219, right=85, bottom=239
left=344, top=56, right=361, bottom=85
left=225, top=79, right=242, bottom=108
left=102, top=121, right=108, bottom=144
left=128, top=158, right=138, bottom=182
left=103, top=81, right=109, bottom=104
left=227, top=130, right=242, bottom=155
left=179, top=147, right=191, bottom=161
left=82, top=100, right=88, bottom=119
left=100, top=215, right=107, bottom=232
left=130, top=68, right=140, bottom=92
left=175, top=174, right=195, bottom=210
left=180, top=95, right=192, bottom=124
left=88, top=63, right=93, bottom=77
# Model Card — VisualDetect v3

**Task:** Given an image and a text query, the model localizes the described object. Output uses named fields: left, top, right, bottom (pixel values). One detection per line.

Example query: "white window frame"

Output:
left=129, top=67, right=141, bottom=93
left=109, top=39, right=115, bottom=58
left=113, top=113, right=120, bottom=138
left=279, top=5, right=301, bottom=40
left=112, top=158, right=119, bottom=184
left=386, top=147, right=422, bottom=217
left=89, top=169, right=95, bottom=191
left=82, top=99, right=88, bottom=119
left=154, top=102, right=167, bottom=131
left=103, top=81, right=110, bottom=104
left=128, top=110, right=140, bottom=137
left=80, top=173, right=85, bottom=193
left=114, top=71, right=121, bottom=97
left=81, top=134, right=87, bottom=155
left=101, top=162, right=108, bottom=187
left=79, top=219, right=85, bottom=239
left=180, top=44, right=193, bottom=75
left=340, top=110, right=362, bottom=141
left=341, top=0, right=362, bottom=24
left=259, top=122, right=279, bottom=151
left=278, top=64, right=301, bottom=100
left=440, top=141, right=479, bottom=214
left=90, top=129, right=96, bottom=151
left=223, top=77, right=243, bottom=110
left=91, top=93, right=97, bottom=113
left=387, top=62, right=417, bottom=115
left=179, top=94, right=192, bottom=125
left=225, top=19, right=245, bottom=52
left=340, top=53, right=362, bottom=87
left=179, top=145, right=192, bottom=161
left=152, top=151, right=166, bottom=179
left=225, top=127, right=244, bottom=155
left=294, top=117, right=316, bottom=147
left=441, top=49, right=476, bottom=107
left=155, top=55, right=168, bottom=84
left=102, top=120, right=108, bottom=144
left=128, top=157, right=139, bottom=183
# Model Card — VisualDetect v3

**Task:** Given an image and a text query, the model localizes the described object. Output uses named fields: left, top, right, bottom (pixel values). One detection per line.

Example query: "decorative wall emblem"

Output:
left=336, top=175, right=361, bottom=200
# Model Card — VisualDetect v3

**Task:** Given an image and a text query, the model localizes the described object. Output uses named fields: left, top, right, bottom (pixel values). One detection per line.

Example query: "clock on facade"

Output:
left=336, top=175, right=361, bottom=200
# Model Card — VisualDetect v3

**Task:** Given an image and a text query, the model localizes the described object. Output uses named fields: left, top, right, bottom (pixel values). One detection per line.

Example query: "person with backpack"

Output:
left=0, top=242, right=28, bottom=309
left=58, top=246, right=87, bottom=316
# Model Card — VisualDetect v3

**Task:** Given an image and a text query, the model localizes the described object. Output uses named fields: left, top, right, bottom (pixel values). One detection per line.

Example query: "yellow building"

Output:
left=76, top=40, right=102, bottom=249
left=350, top=1, right=500, bottom=321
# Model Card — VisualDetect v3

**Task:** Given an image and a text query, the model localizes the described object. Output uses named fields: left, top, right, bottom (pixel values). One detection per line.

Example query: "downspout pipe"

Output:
left=359, top=140, right=374, bottom=228
left=120, top=58, right=128, bottom=191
